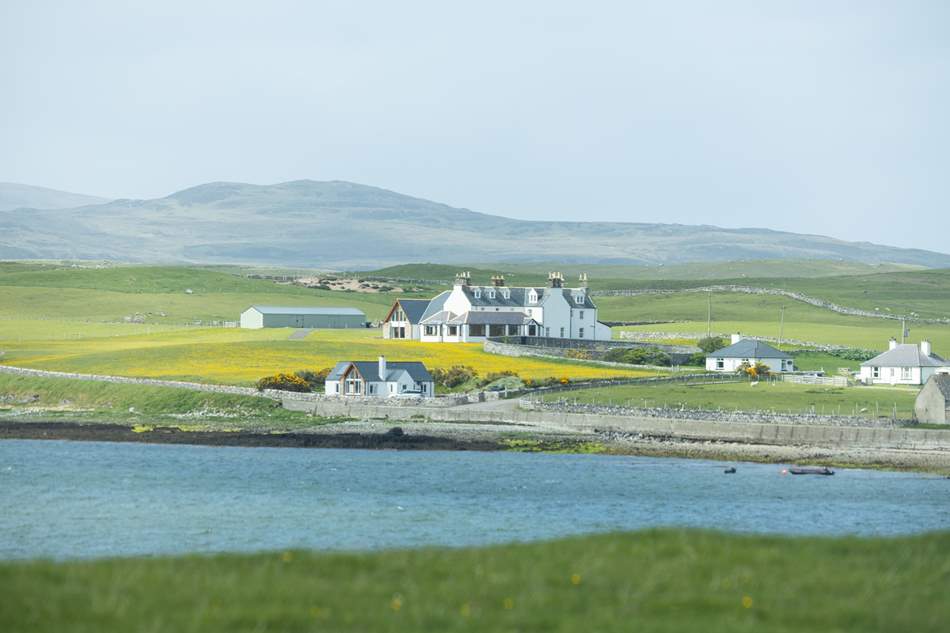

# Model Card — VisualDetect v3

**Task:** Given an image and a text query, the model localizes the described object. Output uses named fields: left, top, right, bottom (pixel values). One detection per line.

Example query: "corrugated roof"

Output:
left=248, top=306, right=365, bottom=316
left=861, top=344, right=948, bottom=368
left=327, top=360, right=433, bottom=383
left=709, top=339, right=791, bottom=359
left=929, top=374, right=950, bottom=400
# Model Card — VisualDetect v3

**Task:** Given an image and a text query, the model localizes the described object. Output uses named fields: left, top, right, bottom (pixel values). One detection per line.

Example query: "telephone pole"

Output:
left=706, top=292, right=712, bottom=338
left=779, top=305, right=785, bottom=346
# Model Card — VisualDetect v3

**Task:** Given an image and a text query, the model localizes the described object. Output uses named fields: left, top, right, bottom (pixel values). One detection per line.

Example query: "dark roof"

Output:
left=247, top=305, right=365, bottom=316
left=327, top=360, right=433, bottom=383
left=394, top=299, right=430, bottom=324
left=459, top=286, right=596, bottom=309
left=926, top=374, right=950, bottom=400
left=861, top=344, right=947, bottom=368
left=709, top=339, right=791, bottom=359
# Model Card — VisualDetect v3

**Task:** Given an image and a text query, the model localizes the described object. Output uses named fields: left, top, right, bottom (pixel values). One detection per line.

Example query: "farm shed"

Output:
left=240, top=306, right=366, bottom=329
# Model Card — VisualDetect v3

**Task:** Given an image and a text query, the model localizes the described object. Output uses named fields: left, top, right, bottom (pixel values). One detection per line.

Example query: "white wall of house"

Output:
left=706, top=357, right=790, bottom=373
left=859, top=365, right=927, bottom=385
left=239, top=308, right=264, bottom=329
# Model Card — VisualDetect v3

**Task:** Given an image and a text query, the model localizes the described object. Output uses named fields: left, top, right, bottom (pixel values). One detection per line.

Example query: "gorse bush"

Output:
left=256, top=373, right=312, bottom=392
left=431, top=365, right=478, bottom=388
left=478, top=370, right=519, bottom=387
left=604, top=347, right=672, bottom=367
left=565, top=349, right=592, bottom=360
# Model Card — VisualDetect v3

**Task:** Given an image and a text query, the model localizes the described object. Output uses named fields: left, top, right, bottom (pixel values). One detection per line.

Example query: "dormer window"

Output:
left=473, top=288, right=481, bottom=299
left=502, top=288, right=510, bottom=300
left=573, top=293, right=584, bottom=305
left=488, top=289, right=495, bottom=299
left=528, top=289, right=538, bottom=304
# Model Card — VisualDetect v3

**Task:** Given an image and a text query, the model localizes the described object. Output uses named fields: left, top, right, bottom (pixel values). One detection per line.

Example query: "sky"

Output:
left=2, top=1, right=949, bottom=252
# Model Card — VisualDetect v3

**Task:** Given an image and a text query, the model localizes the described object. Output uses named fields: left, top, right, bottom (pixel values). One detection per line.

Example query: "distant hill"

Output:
left=0, top=183, right=109, bottom=212
left=2, top=179, right=948, bottom=268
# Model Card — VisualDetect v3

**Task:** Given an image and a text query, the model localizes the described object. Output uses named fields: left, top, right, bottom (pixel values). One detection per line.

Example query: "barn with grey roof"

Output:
left=240, top=305, right=366, bottom=329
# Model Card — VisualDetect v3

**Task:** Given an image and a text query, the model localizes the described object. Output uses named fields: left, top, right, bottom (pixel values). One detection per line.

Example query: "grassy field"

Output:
left=0, top=373, right=328, bottom=429
left=0, top=328, right=656, bottom=386
left=1, top=529, right=947, bottom=633
left=541, top=380, right=920, bottom=419
left=602, top=291, right=950, bottom=351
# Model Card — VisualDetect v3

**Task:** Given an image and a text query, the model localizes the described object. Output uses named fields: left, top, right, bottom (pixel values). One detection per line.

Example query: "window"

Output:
left=528, top=290, right=538, bottom=304
left=488, top=289, right=495, bottom=299
left=474, top=288, right=481, bottom=299
left=579, top=327, right=584, bottom=338
left=560, top=327, right=565, bottom=338
left=901, top=367, right=912, bottom=380
left=369, top=385, right=375, bottom=394
left=528, top=324, right=537, bottom=336
left=448, top=325, right=458, bottom=336
left=716, top=359, right=724, bottom=370
left=469, top=324, right=486, bottom=337
left=424, top=325, right=437, bottom=336
left=502, top=288, right=510, bottom=299
left=526, top=309, right=532, bottom=316
left=545, top=327, right=550, bottom=337
left=344, top=378, right=362, bottom=395
left=872, top=367, right=880, bottom=378
left=579, top=310, right=584, bottom=320
left=574, top=294, right=583, bottom=304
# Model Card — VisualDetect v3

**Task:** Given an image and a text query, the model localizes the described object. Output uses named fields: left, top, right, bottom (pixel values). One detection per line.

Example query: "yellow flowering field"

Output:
left=1, top=326, right=658, bottom=385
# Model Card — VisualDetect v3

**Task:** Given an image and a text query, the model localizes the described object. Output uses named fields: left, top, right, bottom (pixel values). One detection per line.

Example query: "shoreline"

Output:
left=4, top=419, right=949, bottom=474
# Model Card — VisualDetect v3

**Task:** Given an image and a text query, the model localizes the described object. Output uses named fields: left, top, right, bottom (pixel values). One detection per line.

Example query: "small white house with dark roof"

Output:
left=859, top=339, right=949, bottom=386
left=240, top=306, right=366, bottom=329
left=382, top=271, right=611, bottom=342
left=706, top=334, right=794, bottom=373
left=324, top=356, right=434, bottom=398
left=914, top=374, right=950, bottom=424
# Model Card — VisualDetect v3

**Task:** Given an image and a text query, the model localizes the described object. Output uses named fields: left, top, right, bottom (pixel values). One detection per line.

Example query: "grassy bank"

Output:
left=1, top=529, right=947, bottom=632
left=541, top=380, right=920, bottom=419
left=0, top=373, right=329, bottom=430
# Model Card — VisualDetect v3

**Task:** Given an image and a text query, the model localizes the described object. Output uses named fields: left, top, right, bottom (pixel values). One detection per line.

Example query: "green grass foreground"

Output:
left=1, top=530, right=948, bottom=633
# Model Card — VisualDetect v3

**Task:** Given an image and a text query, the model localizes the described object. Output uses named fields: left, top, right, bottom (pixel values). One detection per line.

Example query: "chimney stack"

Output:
left=888, top=337, right=898, bottom=350
left=378, top=355, right=387, bottom=379
left=454, top=271, right=471, bottom=287
left=731, top=332, right=743, bottom=344
left=921, top=340, right=932, bottom=357
left=578, top=272, right=589, bottom=288
left=548, top=271, right=564, bottom=288
left=490, top=275, right=506, bottom=287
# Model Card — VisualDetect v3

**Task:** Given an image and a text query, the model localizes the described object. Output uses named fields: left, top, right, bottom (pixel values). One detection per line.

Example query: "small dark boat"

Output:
left=724, top=467, right=737, bottom=474
left=788, top=466, right=834, bottom=476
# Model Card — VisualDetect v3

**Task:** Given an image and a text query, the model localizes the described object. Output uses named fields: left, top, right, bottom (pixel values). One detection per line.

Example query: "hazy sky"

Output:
left=2, top=1, right=948, bottom=252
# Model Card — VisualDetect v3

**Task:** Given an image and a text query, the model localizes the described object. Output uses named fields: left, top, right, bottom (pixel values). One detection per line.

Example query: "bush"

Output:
left=294, top=368, right=331, bottom=391
left=478, top=370, right=519, bottom=387
left=431, top=365, right=478, bottom=388
left=604, top=347, right=672, bottom=367
left=256, top=373, right=312, bottom=392
left=686, top=352, right=707, bottom=366
left=565, top=349, right=592, bottom=360
left=697, top=336, right=726, bottom=354
left=735, top=361, right=770, bottom=381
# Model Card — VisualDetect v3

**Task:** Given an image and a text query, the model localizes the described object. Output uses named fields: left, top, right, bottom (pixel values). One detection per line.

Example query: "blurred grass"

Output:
left=1, top=529, right=947, bottom=633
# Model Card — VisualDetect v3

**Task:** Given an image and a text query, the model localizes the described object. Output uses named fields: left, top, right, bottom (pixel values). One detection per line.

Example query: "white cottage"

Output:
left=706, top=334, right=794, bottom=373
left=859, top=339, right=949, bottom=386
left=383, top=272, right=612, bottom=343
left=324, top=356, right=435, bottom=398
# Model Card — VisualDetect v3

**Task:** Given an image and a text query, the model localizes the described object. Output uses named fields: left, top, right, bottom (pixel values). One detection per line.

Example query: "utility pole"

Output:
left=779, top=305, right=785, bottom=346
left=706, top=292, right=712, bottom=338
left=901, top=318, right=907, bottom=344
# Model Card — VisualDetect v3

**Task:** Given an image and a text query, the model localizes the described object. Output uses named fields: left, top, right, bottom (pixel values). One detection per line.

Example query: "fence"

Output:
left=782, top=374, right=848, bottom=387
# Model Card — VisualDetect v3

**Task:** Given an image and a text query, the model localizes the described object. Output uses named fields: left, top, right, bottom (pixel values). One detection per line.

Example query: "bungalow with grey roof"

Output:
left=859, top=339, right=950, bottom=385
left=324, top=356, right=434, bottom=398
left=706, top=334, right=794, bottom=373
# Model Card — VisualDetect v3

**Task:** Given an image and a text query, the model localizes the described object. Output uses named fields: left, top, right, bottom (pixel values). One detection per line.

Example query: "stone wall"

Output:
left=483, top=338, right=696, bottom=366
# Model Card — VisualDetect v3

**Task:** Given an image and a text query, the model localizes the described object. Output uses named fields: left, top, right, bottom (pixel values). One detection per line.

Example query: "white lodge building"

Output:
left=383, top=272, right=612, bottom=343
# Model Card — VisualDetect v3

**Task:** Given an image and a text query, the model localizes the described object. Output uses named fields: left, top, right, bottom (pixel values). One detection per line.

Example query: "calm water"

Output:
left=1, top=440, right=948, bottom=560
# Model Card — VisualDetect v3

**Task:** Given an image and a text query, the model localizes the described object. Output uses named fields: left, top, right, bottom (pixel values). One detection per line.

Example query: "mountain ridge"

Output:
left=1, top=179, right=947, bottom=269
